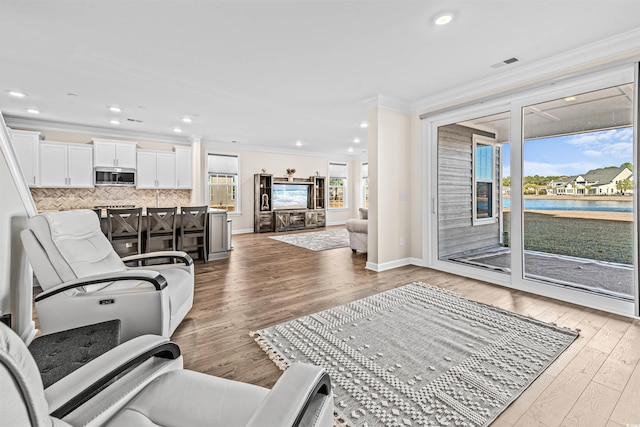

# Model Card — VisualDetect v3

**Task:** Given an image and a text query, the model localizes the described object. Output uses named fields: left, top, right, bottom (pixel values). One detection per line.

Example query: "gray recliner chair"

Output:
left=20, top=210, right=195, bottom=342
left=0, top=323, right=334, bottom=427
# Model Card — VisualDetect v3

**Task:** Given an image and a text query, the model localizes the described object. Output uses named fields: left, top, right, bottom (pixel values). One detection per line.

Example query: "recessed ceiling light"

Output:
left=182, top=117, right=192, bottom=123
left=354, top=137, right=360, bottom=144
left=360, top=122, right=368, bottom=128
left=296, top=140, right=302, bottom=147
left=109, top=106, right=121, bottom=113
left=564, top=96, right=576, bottom=102
left=348, top=147, right=354, bottom=153
left=173, top=127, right=182, bottom=133
left=9, top=91, right=26, bottom=98
left=27, top=108, right=40, bottom=114
left=110, top=119, right=120, bottom=125
left=434, top=12, right=454, bottom=26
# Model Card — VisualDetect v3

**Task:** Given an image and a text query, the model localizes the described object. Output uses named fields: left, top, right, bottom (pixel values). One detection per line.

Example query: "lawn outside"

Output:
left=502, top=210, right=633, bottom=265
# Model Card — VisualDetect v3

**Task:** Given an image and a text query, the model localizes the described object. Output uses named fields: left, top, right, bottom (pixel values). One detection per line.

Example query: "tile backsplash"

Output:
left=31, top=187, right=192, bottom=211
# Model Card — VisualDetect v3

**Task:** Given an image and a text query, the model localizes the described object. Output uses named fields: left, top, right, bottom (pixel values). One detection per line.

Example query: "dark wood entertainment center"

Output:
left=254, top=173, right=327, bottom=233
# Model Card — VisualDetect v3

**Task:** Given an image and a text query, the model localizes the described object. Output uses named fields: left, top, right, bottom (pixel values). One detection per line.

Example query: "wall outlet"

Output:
left=399, top=237, right=405, bottom=246
left=0, top=313, right=11, bottom=328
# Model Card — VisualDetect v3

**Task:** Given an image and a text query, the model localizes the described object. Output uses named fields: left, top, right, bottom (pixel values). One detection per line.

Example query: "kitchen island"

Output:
left=89, top=207, right=229, bottom=261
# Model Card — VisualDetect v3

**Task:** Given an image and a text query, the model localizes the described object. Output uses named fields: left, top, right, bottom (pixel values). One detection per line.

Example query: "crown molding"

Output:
left=362, top=94, right=411, bottom=114
left=412, top=28, right=640, bottom=116
left=3, top=115, right=193, bottom=146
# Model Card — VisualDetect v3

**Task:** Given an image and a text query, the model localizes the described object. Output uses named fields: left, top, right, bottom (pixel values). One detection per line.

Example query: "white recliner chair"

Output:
left=20, top=210, right=195, bottom=341
left=0, top=323, right=334, bottom=427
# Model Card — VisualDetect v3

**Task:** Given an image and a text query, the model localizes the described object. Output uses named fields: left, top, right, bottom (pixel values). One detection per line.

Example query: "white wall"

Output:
left=201, top=143, right=359, bottom=232
left=0, top=114, right=37, bottom=341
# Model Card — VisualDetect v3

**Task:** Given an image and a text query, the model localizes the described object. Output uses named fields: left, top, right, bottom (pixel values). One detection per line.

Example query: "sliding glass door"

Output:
left=521, top=83, right=635, bottom=299
left=429, top=66, right=638, bottom=315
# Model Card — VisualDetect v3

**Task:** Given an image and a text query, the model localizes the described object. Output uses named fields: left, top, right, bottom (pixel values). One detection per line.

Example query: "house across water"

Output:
left=549, top=166, right=633, bottom=195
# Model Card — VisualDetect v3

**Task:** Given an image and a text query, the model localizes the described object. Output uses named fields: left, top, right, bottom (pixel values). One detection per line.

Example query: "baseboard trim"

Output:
left=326, top=221, right=346, bottom=227
left=366, top=257, right=413, bottom=272
left=409, top=257, right=426, bottom=267
left=234, top=228, right=254, bottom=235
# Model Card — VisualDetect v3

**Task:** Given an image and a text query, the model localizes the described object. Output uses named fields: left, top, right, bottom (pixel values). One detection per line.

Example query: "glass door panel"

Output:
left=521, top=83, right=635, bottom=299
left=437, top=112, right=511, bottom=274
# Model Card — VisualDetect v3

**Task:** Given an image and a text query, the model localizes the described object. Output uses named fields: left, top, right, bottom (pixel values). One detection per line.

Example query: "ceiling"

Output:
left=1, top=1, right=639, bottom=157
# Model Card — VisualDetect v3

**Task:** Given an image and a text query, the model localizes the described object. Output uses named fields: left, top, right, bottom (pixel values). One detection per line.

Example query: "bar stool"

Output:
left=146, top=207, right=177, bottom=253
left=179, top=206, right=208, bottom=262
left=92, top=208, right=108, bottom=236
left=107, top=207, right=143, bottom=258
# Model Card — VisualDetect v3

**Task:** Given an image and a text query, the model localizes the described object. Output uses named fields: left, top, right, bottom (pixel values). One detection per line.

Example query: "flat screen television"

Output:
left=272, top=184, right=309, bottom=210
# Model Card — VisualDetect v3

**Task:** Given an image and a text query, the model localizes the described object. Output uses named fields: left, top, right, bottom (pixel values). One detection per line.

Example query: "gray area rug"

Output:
left=453, top=249, right=634, bottom=299
left=253, top=283, right=578, bottom=427
left=269, top=229, right=349, bottom=251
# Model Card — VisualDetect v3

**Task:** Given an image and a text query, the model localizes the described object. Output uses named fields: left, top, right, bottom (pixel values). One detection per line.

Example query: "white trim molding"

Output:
left=366, top=257, right=412, bottom=272
left=362, top=94, right=412, bottom=114
left=413, top=28, right=640, bottom=116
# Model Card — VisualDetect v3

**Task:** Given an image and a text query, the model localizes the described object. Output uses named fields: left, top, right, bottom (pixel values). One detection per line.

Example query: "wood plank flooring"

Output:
left=171, top=226, right=640, bottom=426
left=37, top=225, right=640, bottom=426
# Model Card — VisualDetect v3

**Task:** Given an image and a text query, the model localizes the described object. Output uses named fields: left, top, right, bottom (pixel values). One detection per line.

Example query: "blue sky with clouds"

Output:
left=502, top=127, right=633, bottom=178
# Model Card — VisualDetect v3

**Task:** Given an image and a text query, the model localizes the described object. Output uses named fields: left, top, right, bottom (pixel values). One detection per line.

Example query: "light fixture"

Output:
left=109, top=106, right=121, bottom=113
left=9, top=91, right=26, bottom=98
left=110, top=119, right=120, bottom=125
left=360, top=122, right=368, bottom=128
left=354, top=137, right=360, bottom=144
left=434, top=12, right=454, bottom=26
left=564, top=96, right=576, bottom=102
left=296, top=140, right=302, bottom=147
left=348, top=147, right=354, bottom=153
left=173, top=127, right=182, bottom=133
left=27, top=108, right=40, bottom=114
left=182, top=117, right=192, bottom=123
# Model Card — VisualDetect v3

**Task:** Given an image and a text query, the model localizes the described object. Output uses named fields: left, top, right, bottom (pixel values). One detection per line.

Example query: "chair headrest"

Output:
left=28, top=210, right=126, bottom=283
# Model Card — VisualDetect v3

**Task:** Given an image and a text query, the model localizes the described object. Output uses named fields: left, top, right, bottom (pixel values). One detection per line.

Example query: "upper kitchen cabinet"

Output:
left=39, top=142, right=93, bottom=188
left=9, top=129, right=40, bottom=187
left=92, top=138, right=137, bottom=168
left=137, top=150, right=176, bottom=189
left=174, top=146, right=192, bottom=189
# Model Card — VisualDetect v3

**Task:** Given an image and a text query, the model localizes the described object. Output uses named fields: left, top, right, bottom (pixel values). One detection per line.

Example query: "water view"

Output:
left=502, top=197, right=632, bottom=212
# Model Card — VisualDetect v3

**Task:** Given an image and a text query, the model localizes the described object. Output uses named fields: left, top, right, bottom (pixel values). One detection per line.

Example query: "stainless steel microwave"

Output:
left=94, top=168, right=136, bottom=186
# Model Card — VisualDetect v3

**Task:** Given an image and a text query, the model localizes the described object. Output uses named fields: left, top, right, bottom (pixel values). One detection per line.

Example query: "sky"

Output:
left=502, top=127, right=633, bottom=178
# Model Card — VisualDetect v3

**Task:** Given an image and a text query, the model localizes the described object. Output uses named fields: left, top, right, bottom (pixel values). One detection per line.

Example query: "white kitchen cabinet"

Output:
left=39, top=142, right=93, bottom=188
left=92, top=138, right=137, bottom=168
left=9, top=129, right=40, bottom=187
left=174, top=146, right=192, bottom=189
left=137, top=150, right=176, bottom=189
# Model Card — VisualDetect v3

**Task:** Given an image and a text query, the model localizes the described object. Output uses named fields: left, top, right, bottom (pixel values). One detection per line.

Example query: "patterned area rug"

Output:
left=269, top=229, right=349, bottom=251
left=253, top=282, right=578, bottom=427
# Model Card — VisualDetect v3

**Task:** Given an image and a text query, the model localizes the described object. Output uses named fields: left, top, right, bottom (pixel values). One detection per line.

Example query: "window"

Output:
left=329, top=162, right=347, bottom=209
left=207, top=153, right=239, bottom=212
left=473, top=135, right=496, bottom=224
left=361, top=162, right=369, bottom=208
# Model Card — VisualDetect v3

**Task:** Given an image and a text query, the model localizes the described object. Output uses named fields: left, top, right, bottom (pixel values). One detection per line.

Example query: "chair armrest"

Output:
left=34, top=270, right=168, bottom=303
left=246, top=363, right=332, bottom=427
left=121, top=251, right=193, bottom=266
left=45, top=335, right=181, bottom=419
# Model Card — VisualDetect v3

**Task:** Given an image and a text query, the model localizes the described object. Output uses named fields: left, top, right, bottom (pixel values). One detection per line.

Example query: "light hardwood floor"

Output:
left=40, top=225, right=639, bottom=426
